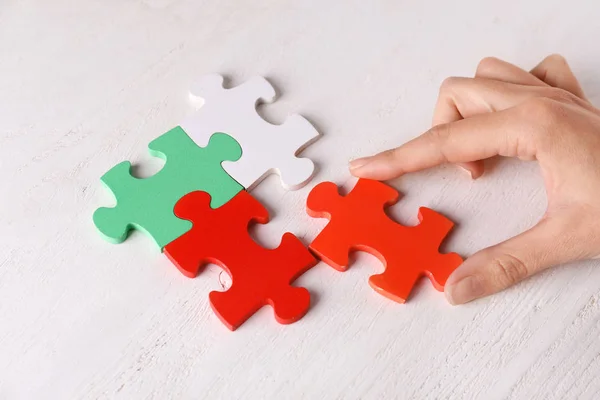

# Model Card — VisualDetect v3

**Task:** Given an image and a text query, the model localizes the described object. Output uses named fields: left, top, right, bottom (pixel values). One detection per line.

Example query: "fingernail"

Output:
left=458, top=165, right=473, bottom=178
left=349, top=157, right=372, bottom=170
left=445, top=275, right=485, bottom=305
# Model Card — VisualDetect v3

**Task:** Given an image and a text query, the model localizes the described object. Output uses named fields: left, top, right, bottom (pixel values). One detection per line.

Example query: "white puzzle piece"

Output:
left=180, top=74, right=320, bottom=191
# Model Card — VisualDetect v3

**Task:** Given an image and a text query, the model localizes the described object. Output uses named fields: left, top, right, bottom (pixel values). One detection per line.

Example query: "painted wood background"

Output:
left=1, top=1, right=600, bottom=398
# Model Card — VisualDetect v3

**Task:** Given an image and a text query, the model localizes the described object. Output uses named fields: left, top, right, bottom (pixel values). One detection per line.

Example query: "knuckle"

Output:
left=427, top=123, right=452, bottom=143
left=384, top=148, right=401, bottom=161
left=488, top=253, right=530, bottom=288
left=544, top=87, right=577, bottom=104
left=520, top=97, right=550, bottom=116
left=439, top=76, right=463, bottom=94
left=476, top=56, right=501, bottom=75
left=519, top=97, right=567, bottom=149
left=425, top=124, right=453, bottom=162
left=520, top=97, right=563, bottom=122
left=545, top=53, right=568, bottom=66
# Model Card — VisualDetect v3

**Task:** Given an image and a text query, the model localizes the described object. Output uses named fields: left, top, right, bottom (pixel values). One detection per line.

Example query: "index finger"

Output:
left=350, top=106, right=539, bottom=180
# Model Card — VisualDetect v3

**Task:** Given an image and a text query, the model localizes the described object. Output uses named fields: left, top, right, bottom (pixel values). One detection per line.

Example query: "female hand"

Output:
left=349, top=55, right=600, bottom=305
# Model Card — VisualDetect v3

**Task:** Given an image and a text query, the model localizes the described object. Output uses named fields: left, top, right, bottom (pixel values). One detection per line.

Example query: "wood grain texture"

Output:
left=1, top=0, right=600, bottom=399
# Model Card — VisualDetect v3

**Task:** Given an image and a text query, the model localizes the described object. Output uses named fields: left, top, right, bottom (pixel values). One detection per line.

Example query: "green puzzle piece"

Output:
left=93, top=126, right=243, bottom=249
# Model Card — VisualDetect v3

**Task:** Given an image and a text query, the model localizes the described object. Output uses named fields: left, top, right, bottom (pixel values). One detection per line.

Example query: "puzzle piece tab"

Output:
left=164, top=190, right=317, bottom=330
left=180, top=74, right=319, bottom=190
left=306, top=179, right=463, bottom=303
left=93, top=127, right=243, bottom=249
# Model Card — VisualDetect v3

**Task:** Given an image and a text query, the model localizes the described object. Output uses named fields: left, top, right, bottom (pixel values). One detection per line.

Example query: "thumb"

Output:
left=445, top=214, right=586, bottom=305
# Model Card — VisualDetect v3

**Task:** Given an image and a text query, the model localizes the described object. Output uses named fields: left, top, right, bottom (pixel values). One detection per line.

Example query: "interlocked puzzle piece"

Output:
left=93, top=127, right=243, bottom=249
left=180, top=74, right=319, bottom=191
left=164, top=190, right=317, bottom=330
left=306, top=178, right=463, bottom=303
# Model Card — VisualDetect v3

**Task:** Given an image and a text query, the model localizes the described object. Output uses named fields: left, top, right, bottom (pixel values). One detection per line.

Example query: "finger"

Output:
left=350, top=105, right=538, bottom=180
left=475, top=56, right=548, bottom=87
left=430, top=77, right=545, bottom=178
left=430, top=85, right=485, bottom=178
left=445, top=212, right=594, bottom=305
left=530, top=54, right=586, bottom=99
left=434, top=60, right=546, bottom=128
left=432, top=77, right=544, bottom=127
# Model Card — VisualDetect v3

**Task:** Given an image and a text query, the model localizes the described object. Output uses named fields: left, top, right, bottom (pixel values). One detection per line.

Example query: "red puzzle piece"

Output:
left=306, top=179, right=462, bottom=303
left=164, top=190, right=317, bottom=331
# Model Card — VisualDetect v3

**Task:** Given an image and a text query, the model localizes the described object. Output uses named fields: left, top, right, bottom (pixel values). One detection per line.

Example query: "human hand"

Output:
left=349, top=55, right=600, bottom=305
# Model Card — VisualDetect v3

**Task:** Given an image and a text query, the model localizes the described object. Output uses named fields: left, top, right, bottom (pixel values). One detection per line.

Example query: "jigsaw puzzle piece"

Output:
left=208, top=233, right=313, bottom=330
left=180, top=74, right=319, bottom=191
left=210, top=281, right=311, bottom=330
left=223, top=114, right=318, bottom=190
left=306, top=180, right=399, bottom=270
left=93, top=127, right=243, bottom=249
left=367, top=209, right=462, bottom=302
left=94, top=161, right=141, bottom=244
left=409, top=207, right=464, bottom=290
left=306, top=178, right=463, bottom=303
left=189, top=74, right=276, bottom=108
left=164, top=190, right=317, bottom=331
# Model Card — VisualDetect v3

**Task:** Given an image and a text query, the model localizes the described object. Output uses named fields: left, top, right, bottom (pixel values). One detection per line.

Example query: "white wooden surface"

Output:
left=1, top=1, right=600, bottom=399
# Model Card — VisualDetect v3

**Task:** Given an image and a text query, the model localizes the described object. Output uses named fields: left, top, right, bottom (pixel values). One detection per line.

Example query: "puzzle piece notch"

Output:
left=164, top=190, right=317, bottom=331
left=181, top=74, right=320, bottom=191
left=93, top=128, right=243, bottom=249
left=307, top=178, right=463, bottom=303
